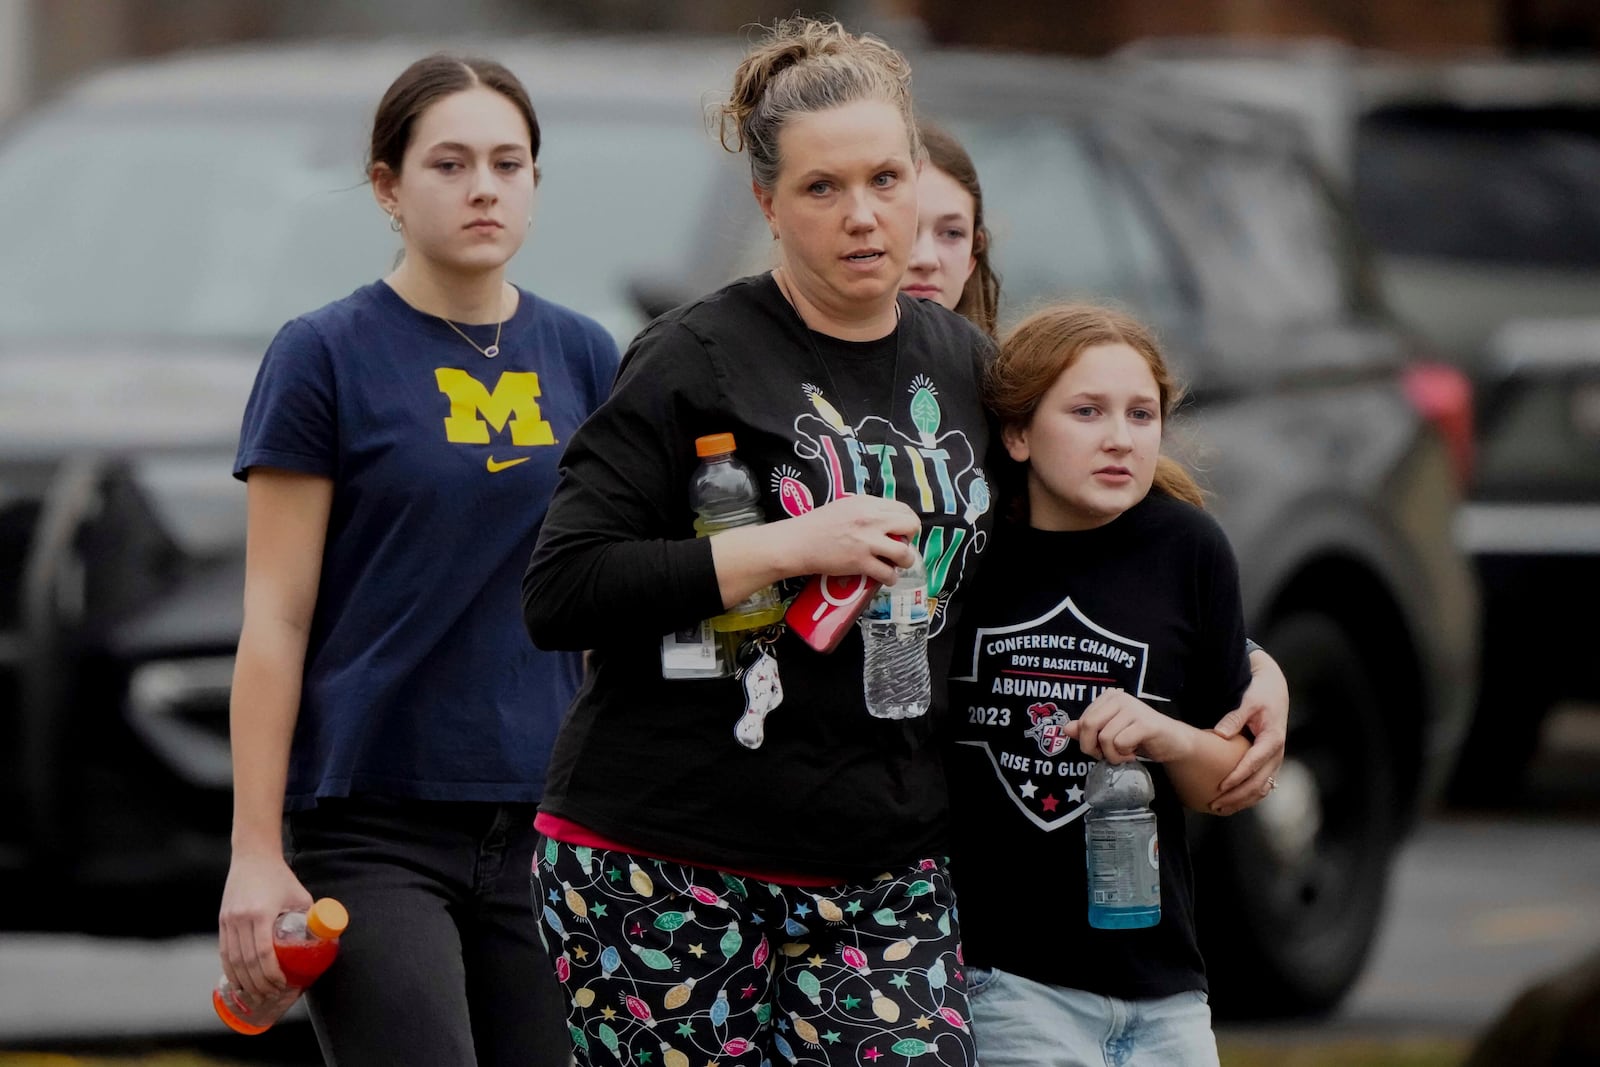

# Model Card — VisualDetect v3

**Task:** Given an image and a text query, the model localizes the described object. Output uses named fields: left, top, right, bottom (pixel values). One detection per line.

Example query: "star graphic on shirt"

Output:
left=629, top=922, right=644, bottom=937
left=915, top=911, right=932, bottom=922
left=864, top=1049, right=883, bottom=1062
left=638, top=1052, right=653, bottom=1065
left=547, top=888, right=560, bottom=903
left=889, top=973, right=911, bottom=990
left=845, top=900, right=864, bottom=916
left=591, top=903, right=608, bottom=918
left=913, top=1015, right=933, bottom=1030
left=676, top=1021, right=695, bottom=1038
left=822, top=1030, right=842, bottom=1044
left=1041, top=794, right=1060, bottom=813
left=688, top=943, right=706, bottom=958
left=607, top=866, right=622, bottom=882
left=794, top=902, right=811, bottom=918
left=1019, top=779, right=1039, bottom=798
left=842, top=994, right=862, bottom=1010
left=1067, top=785, right=1085, bottom=804
left=740, top=984, right=758, bottom=999
left=808, top=954, right=826, bottom=968
left=572, top=945, right=589, bottom=961
left=600, top=1007, right=617, bottom=1020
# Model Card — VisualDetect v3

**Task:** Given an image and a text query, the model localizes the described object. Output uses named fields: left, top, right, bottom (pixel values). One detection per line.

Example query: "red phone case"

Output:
left=785, top=573, right=881, bottom=653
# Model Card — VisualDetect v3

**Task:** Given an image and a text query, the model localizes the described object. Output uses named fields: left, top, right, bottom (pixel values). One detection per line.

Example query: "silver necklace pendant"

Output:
left=483, top=345, right=499, bottom=358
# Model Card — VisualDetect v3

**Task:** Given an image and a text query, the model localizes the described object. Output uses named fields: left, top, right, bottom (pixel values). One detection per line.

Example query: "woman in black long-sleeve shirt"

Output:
left=522, top=18, right=991, bottom=1067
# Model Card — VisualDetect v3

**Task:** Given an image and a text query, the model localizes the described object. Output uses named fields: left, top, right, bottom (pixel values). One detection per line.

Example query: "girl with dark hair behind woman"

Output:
left=219, top=53, right=617, bottom=1065
left=899, top=124, right=1288, bottom=816
left=901, top=122, right=1001, bottom=338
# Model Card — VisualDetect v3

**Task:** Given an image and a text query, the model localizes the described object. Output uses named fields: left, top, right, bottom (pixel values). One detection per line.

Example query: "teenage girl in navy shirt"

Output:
left=219, top=55, right=617, bottom=1066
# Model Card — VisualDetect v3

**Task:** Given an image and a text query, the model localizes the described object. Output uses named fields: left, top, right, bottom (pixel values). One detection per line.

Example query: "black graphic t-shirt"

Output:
left=946, top=493, right=1251, bottom=998
left=524, top=274, right=996, bottom=878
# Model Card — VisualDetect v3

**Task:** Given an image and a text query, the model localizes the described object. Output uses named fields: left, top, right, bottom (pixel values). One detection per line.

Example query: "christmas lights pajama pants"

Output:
left=533, top=838, right=978, bottom=1066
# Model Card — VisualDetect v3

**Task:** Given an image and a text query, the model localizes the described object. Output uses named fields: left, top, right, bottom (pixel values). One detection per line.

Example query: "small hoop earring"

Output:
left=527, top=216, right=534, bottom=230
left=388, top=213, right=402, bottom=233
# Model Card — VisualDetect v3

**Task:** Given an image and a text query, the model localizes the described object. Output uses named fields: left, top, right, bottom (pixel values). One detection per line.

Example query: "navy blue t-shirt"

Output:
left=235, top=280, right=619, bottom=810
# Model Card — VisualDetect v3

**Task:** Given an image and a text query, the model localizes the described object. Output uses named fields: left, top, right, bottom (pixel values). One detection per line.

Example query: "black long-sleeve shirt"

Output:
left=523, top=274, right=996, bottom=877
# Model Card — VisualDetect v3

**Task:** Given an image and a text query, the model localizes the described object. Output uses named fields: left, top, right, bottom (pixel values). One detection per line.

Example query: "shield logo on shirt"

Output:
left=951, top=595, right=1166, bottom=832
left=1023, top=702, right=1072, bottom=757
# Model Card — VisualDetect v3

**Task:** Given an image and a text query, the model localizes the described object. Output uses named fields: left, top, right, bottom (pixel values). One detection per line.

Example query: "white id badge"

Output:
left=660, top=620, right=726, bottom=679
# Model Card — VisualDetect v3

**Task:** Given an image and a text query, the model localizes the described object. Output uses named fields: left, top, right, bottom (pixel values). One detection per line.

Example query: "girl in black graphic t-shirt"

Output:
left=946, top=304, right=1252, bottom=1067
left=902, top=122, right=1288, bottom=817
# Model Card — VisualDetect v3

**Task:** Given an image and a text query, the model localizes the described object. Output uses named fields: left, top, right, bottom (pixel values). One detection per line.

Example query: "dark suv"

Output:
left=1120, top=42, right=1600, bottom=799
left=0, top=37, right=1477, bottom=1017
left=1349, top=66, right=1600, bottom=797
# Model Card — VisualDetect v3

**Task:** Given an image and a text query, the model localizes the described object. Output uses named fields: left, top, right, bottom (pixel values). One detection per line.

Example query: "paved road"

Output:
left=1338, top=815, right=1600, bottom=1031
left=4, top=716, right=1597, bottom=1060
left=3, top=813, right=1596, bottom=1059
left=1227, top=708, right=1600, bottom=1051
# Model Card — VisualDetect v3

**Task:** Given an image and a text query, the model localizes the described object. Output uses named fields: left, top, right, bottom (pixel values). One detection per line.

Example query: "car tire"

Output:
left=1196, top=612, right=1397, bottom=1018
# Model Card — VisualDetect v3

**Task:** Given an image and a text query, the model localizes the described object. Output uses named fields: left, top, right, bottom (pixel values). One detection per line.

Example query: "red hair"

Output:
left=986, top=303, right=1204, bottom=516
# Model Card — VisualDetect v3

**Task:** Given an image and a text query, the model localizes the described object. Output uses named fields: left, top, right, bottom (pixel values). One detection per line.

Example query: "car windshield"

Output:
left=948, top=117, right=1194, bottom=336
left=0, top=104, right=721, bottom=347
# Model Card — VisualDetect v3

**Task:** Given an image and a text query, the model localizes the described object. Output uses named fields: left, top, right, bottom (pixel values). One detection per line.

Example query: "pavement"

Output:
left=3, top=708, right=1598, bottom=1062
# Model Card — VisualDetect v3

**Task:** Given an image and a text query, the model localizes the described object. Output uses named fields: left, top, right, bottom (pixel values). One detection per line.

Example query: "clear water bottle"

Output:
left=213, top=898, right=349, bottom=1035
left=1085, top=759, right=1161, bottom=929
left=858, top=547, right=930, bottom=719
left=660, top=433, right=785, bottom=679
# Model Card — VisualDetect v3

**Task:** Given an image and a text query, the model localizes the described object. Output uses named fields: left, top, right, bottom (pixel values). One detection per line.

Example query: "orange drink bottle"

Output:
left=213, top=897, right=349, bottom=1034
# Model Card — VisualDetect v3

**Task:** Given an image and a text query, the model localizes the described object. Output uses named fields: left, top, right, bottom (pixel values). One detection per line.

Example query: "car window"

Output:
left=0, top=106, right=720, bottom=348
left=948, top=118, right=1191, bottom=334
left=1119, top=124, right=1352, bottom=329
left=1354, top=106, right=1600, bottom=268
left=529, top=111, right=727, bottom=342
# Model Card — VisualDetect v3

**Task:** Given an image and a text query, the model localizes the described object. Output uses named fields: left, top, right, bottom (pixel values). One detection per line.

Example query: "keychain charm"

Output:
left=734, top=629, right=785, bottom=749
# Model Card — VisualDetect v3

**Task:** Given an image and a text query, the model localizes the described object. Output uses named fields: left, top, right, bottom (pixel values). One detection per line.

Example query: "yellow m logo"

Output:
left=434, top=369, right=555, bottom=446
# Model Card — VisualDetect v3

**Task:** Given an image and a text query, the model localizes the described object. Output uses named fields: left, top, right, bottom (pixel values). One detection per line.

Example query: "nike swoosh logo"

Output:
left=486, top=455, right=531, bottom=473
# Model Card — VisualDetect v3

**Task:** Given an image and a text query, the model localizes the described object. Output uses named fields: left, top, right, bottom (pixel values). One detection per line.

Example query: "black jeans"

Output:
left=286, top=796, right=568, bottom=1067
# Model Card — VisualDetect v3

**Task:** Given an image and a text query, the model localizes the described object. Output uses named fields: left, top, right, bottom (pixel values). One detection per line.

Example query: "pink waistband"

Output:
left=533, top=812, right=844, bottom=888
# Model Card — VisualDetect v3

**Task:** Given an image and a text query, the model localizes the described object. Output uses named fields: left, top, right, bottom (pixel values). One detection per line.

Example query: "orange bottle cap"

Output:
left=695, top=433, right=737, bottom=457
left=306, top=898, right=349, bottom=940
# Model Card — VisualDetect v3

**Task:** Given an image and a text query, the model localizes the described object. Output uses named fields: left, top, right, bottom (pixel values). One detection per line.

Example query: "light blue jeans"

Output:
left=968, top=965, right=1219, bottom=1067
